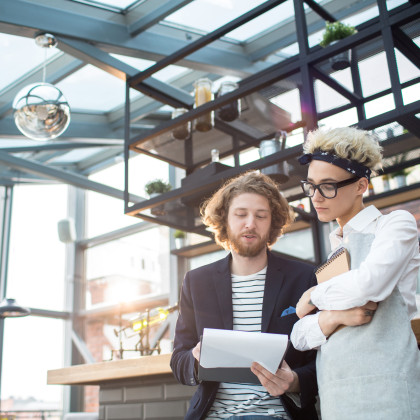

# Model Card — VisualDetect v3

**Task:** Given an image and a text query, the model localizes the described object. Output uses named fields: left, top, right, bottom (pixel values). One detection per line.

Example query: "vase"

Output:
left=393, top=175, right=406, bottom=188
left=216, top=81, right=240, bottom=122
left=194, top=78, right=214, bottom=132
left=149, top=193, right=166, bottom=216
left=259, top=138, right=289, bottom=183
left=175, top=238, right=185, bottom=249
left=171, top=108, right=191, bottom=141
left=329, top=41, right=351, bottom=71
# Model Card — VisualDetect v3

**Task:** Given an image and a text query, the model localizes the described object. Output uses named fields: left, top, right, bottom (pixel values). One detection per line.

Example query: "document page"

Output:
left=199, top=328, right=289, bottom=374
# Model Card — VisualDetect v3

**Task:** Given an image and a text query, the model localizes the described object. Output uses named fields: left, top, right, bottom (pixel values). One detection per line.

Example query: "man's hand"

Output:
left=251, top=360, right=299, bottom=396
left=192, top=342, right=201, bottom=361
left=318, top=301, right=378, bottom=337
left=296, top=286, right=317, bottom=318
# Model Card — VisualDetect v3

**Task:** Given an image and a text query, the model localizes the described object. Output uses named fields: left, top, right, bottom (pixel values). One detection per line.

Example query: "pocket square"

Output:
left=281, top=306, right=296, bottom=316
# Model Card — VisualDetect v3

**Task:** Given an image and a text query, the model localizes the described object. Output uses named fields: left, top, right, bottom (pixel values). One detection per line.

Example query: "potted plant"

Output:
left=174, top=230, right=186, bottom=249
left=145, top=179, right=172, bottom=197
left=381, top=173, right=390, bottom=192
left=320, top=21, right=357, bottom=70
left=145, top=179, right=172, bottom=216
left=391, top=169, right=408, bottom=188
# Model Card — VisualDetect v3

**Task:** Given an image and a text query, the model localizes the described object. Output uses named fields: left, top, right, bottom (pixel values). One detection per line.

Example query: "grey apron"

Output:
left=316, top=230, right=420, bottom=420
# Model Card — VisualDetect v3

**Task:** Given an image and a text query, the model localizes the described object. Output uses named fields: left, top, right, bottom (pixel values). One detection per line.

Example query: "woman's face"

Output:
left=307, top=160, right=367, bottom=226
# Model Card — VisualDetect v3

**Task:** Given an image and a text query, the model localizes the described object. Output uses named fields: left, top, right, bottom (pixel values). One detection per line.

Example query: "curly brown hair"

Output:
left=201, top=171, right=294, bottom=250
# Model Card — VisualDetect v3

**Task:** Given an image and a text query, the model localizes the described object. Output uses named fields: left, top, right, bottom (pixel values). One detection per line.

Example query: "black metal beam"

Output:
left=127, top=3, right=420, bottom=150
left=350, top=48, right=366, bottom=121
left=377, top=0, right=404, bottom=109
left=294, top=0, right=318, bottom=131
left=58, top=37, right=194, bottom=109
left=0, top=142, right=122, bottom=154
left=317, top=76, right=420, bottom=120
left=128, top=0, right=194, bottom=37
left=128, top=0, right=287, bottom=86
left=397, top=115, right=420, bottom=138
left=126, top=144, right=304, bottom=215
left=303, top=0, right=336, bottom=22
left=392, top=26, right=420, bottom=69
left=356, top=99, right=420, bottom=130
left=311, top=66, right=362, bottom=104
left=214, top=118, right=269, bottom=146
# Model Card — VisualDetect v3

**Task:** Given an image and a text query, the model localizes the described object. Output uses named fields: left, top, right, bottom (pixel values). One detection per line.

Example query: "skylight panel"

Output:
left=0, top=33, right=61, bottom=91
left=66, top=0, right=142, bottom=12
left=164, top=0, right=267, bottom=40
left=55, top=64, right=141, bottom=112
left=111, top=54, right=191, bottom=82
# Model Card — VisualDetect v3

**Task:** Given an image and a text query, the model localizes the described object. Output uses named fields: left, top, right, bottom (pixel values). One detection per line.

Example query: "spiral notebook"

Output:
left=315, top=247, right=351, bottom=334
left=315, top=247, right=351, bottom=283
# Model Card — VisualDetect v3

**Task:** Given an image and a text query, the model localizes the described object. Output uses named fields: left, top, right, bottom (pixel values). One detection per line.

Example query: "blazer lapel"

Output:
left=261, top=251, right=286, bottom=332
left=213, top=253, right=233, bottom=330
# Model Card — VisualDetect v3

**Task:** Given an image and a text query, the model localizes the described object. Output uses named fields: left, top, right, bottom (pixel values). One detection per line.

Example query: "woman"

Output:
left=290, top=127, right=420, bottom=420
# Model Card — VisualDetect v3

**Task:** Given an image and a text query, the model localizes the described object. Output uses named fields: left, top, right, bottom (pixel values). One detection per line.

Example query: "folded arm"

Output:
left=291, top=302, right=378, bottom=351
left=311, top=212, right=419, bottom=312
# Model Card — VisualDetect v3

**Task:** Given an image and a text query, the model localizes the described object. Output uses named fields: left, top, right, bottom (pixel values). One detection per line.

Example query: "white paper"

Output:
left=199, top=328, right=289, bottom=374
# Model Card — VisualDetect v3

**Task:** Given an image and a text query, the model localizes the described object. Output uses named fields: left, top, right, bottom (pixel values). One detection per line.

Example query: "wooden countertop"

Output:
left=49, top=320, right=420, bottom=386
left=47, top=353, right=172, bottom=385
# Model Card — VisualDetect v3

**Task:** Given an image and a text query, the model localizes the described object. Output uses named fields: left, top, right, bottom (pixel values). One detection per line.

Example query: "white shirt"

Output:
left=291, top=205, right=420, bottom=351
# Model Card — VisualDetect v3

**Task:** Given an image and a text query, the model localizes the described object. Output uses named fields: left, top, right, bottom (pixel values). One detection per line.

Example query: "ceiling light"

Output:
left=12, top=33, right=71, bottom=141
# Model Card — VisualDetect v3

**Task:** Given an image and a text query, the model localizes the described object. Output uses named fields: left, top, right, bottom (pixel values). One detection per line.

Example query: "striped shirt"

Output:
left=205, top=267, right=290, bottom=419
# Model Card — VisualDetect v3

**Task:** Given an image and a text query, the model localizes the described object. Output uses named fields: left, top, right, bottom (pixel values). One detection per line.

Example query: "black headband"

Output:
left=298, top=151, right=371, bottom=180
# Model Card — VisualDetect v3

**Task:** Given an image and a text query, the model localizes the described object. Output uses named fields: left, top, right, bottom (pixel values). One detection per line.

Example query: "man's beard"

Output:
left=227, top=227, right=269, bottom=257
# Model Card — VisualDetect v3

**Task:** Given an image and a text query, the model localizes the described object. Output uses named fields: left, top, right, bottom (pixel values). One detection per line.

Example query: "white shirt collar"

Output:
left=329, top=205, right=382, bottom=247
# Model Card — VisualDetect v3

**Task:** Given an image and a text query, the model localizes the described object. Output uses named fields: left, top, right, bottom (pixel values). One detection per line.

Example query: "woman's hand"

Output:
left=296, top=286, right=317, bottom=318
left=318, top=301, right=378, bottom=336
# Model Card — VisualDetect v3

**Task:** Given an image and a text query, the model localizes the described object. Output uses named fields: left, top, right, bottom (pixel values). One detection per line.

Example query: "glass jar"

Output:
left=194, top=78, right=213, bottom=132
left=211, top=148, right=219, bottom=163
left=259, top=137, right=289, bottom=184
left=216, top=81, right=240, bottom=122
left=171, top=108, right=191, bottom=141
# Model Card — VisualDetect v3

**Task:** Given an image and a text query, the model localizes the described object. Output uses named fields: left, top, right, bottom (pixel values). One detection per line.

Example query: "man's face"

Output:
left=227, top=192, right=271, bottom=257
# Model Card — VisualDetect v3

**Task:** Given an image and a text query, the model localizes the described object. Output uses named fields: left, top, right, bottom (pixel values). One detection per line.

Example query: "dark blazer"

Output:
left=170, top=251, right=319, bottom=420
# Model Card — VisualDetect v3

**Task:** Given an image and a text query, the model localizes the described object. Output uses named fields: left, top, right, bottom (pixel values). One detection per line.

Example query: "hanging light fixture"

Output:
left=12, top=33, right=71, bottom=141
left=0, top=298, right=30, bottom=318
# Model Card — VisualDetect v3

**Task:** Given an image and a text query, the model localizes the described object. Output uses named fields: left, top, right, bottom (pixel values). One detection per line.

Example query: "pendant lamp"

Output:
left=12, top=33, right=71, bottom=141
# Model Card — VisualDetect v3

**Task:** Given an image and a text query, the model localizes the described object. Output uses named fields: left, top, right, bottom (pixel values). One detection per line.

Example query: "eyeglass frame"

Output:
left=300, top=177, right=361, bottom=199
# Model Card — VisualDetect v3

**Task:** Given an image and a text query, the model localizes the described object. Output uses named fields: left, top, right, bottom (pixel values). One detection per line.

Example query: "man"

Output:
left=170, top=171, right=319, bottom=420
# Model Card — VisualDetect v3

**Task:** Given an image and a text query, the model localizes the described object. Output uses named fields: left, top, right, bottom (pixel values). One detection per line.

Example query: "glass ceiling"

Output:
left=67, top=0, right=143, bottom=12
left=0, top=0, right=417, bottom=180
left=0, top=33, right=61, bottom=91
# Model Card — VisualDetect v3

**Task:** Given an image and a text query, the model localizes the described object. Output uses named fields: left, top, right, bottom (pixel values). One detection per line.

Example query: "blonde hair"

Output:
left=201, top=171, right=294, bottom=250
left=304, top=127, right=383, bottom=171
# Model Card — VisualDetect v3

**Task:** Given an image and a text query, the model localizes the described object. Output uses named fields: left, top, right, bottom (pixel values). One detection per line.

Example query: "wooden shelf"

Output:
left=365, top=182, right=420, bottom=209
left=47, top=353, right=172, bottom=386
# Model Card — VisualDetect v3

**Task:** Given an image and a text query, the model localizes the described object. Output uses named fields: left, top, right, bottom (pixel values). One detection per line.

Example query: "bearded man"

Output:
left=170, top=172, right=319, bottom=420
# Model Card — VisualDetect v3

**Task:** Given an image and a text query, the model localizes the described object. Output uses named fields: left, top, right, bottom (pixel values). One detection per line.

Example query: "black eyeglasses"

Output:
left=300, top=177, right=360, bottom=199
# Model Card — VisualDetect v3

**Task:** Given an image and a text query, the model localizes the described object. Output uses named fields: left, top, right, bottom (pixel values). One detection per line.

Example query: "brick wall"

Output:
left=84, top=317, right=110, bottom=412
left=98, top=375, right=196, bottom=420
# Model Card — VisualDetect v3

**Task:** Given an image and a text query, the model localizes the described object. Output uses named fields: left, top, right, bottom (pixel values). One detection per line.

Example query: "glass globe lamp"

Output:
left=13, top=83, right=71, bottom=141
